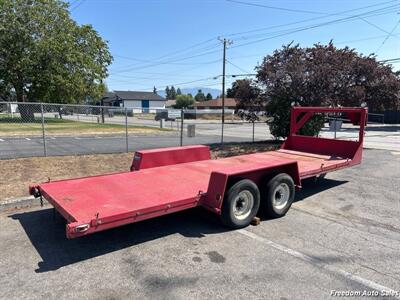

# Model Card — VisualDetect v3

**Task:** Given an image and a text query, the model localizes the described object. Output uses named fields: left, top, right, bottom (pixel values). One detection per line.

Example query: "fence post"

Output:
left=334, top=115, right=337, bottom=139
left=252, top=121, right=255, bottom=143
left=125, top=107, right=129, bottom=153
left=180, top=109, right=184, bottom=146
left=40, top=103, right=47, bottom=157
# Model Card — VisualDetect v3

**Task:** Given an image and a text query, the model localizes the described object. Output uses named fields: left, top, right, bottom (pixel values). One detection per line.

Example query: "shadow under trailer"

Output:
left=30, top=107, right=367, bottom=238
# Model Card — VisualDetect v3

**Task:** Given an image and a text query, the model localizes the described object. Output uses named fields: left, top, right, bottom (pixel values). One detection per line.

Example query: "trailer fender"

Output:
left=201, top=162, right=300, bottom=214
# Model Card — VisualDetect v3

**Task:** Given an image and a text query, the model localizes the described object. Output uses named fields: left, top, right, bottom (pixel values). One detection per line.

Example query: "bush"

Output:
left=266, top=97, right=324, bottom=139
left=174, top=94, right=194, bottom=108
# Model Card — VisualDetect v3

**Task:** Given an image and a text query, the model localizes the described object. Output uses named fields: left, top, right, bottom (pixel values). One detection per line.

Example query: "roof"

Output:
left=102, top=92, right=117, bottom=100
left=193, top=98, right=238, bottom=108
left=165, top=99, right=176, bottom=107
left=113, top=91, right=166, bottom=101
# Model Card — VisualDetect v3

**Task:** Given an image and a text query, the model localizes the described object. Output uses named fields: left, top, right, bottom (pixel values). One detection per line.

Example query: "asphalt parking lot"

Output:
left=0, top=149, right=399, bottom=299
left=0, top=122, right=269, bottom=159
left=0, top=121, right=398, bottom=159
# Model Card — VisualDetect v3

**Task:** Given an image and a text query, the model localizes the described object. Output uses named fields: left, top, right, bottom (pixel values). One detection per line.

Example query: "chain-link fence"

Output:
left=0, top=102, right=270, bottom=159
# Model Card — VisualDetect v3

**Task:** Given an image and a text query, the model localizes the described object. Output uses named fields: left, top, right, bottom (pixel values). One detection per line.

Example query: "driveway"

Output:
left=1, top=149, right=399, bottom=299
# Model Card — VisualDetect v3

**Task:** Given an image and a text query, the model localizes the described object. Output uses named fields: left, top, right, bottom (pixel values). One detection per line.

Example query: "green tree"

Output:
left=206, top=93, right=213, bottom=100
left=176, top=87, right=182, bottom=95
left=231, top=79, right=262, bottom=109
left=174, top=94, right=194, bottom=108
left=170, top=86, right=177, bottom=100
left=165, top=86, right=170, bottom=99
left=229, top=79, right=262, bottom=122
left=194, top=89, right=206, bottom=102
left=0, top=0, right=113, bottom=120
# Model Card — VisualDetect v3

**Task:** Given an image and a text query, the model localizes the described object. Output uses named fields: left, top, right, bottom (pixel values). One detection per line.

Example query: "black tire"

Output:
left=220, top=179, right=260, bottom=229
left=261, top=173, right=295, bottom=218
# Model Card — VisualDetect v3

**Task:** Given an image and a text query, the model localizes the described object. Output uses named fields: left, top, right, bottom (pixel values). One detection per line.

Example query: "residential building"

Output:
left=101, top=91, right=166, bottom=113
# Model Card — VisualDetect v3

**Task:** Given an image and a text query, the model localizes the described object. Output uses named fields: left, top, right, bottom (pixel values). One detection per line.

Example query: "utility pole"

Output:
left=218, top=37, right=233, bottom=146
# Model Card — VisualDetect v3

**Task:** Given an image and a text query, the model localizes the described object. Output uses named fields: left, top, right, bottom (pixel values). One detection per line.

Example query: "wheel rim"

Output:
left=273, top=183, right=290, bottom=210
left=233, top=190, right=254, bottom=220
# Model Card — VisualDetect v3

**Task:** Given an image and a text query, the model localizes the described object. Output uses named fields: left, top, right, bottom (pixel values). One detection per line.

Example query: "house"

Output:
left=193, top=98, right=238, bottom=109
left=165, top=99, right=176, bottom=108
left=101, top=91, right=166, bottom=113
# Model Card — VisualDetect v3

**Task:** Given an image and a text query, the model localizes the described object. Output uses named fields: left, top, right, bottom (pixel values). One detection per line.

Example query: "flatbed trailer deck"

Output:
left=30, top=107, right=367, bottom=238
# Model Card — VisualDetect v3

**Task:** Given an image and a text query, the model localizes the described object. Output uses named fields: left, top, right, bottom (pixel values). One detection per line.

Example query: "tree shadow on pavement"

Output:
left=10, top=177, right=347, bottom=273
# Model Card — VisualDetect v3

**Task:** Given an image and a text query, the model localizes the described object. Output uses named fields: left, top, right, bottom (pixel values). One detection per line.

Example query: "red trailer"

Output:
left=30, top=107, right=367, bottom=238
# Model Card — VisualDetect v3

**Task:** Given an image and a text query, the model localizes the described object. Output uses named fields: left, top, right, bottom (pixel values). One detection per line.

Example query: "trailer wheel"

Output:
left=221, top=179, right=260, bottom=229
left=261, top=173, right=295, bottom=218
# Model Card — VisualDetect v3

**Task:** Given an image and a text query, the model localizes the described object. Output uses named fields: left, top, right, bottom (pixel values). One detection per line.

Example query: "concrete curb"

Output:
left=0, top=196, right=49, bottom=212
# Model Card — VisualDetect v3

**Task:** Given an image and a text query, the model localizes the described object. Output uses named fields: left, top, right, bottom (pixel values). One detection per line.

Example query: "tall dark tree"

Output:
left=176, top=87, right=182, bottom=95
left=0, top=0, right=112, bottom=120
left=231, top=79, right=262, bottom=110
left=226, top=87, right=235, bottom=98
left=206, top=93, right=213, bottom=100
left=170, top=86, right=177, bottom=100
left=235, top=42, right=400, bottom=138
left=165, top=86, right=170, bottom=99
left=194, top=89, right=206, bottom=102
left=229, top=79, right=262, bottom=122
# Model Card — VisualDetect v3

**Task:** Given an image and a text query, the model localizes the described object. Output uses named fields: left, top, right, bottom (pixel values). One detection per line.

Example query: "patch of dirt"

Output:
left=0, top=141, right=280, bottom=202
left=210, top=140, right=281, bottom=158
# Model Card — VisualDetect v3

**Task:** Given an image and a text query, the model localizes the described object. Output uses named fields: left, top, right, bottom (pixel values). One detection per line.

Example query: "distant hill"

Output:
left=158, top=87, right=221, bottom=99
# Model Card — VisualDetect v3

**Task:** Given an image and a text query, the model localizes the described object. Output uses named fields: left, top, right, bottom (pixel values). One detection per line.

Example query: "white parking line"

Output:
left=25, top=138, right=31, bottom=141
left=237, top=229, right=396, bottom=293
left=0, top=139, right=4, bottom=142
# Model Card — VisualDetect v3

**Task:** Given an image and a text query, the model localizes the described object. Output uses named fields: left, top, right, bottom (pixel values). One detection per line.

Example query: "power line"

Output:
left=336, top=34, right=400, bottom=45
left=110, top=47, right=221, bottom=74
left=110, top=40, right=220, bottom=73
left=113, top=54, right=220, bottom=66
left=108, top=63, right=221, bottom=88
left=230, top=4, right=400, bottom=49
left=375, top=19, right=400, bottom=53
left=379, top=57, right=400, bottom=62
left=226, top=59, right=251, bottom=73
left=110, top=2, right=398, bottom=76
left=235, top=4, right=400, bottom=42
left=226, top=0, right=327, bottom=15
left=224, top=0, right=399, bottom=38
left=359, top=17, right=400, bottom=37
left=106, top=1, right=399, bottom=89
left=70, top=0, right=85, bottom=11
left=109, top=1, right=398, bottom=77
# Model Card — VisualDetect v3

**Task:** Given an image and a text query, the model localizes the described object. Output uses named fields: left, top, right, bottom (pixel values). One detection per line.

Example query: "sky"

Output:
left=69, top=0, right=400, bottom=93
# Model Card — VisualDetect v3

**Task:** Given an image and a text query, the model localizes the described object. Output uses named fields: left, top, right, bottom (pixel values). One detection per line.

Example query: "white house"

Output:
left=101, top=91, right=166, bottom=113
